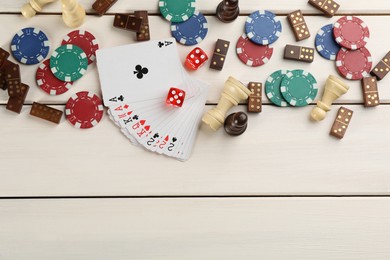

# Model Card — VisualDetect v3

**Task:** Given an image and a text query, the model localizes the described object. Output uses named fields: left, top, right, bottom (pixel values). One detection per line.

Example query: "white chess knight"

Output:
left=21, top=0, right=58, bottom=18
left=61, top=0, right=85, bottom=28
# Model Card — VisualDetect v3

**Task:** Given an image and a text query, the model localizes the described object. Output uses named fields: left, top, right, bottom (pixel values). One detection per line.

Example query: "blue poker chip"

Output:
left=245, top=10, right=282, bottom=45
left=10, top=27, right=50, bottom=65
left=171, top=11, right=208, bottom=46
left=315, top=24, right=341, bottom=61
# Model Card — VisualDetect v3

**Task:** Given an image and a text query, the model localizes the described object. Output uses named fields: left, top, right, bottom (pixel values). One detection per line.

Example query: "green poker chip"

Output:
left=159, top=0, right=196, bottom=22
left=50, top=44, right=88, bottom=82
left=280, top=69, right=318, bottom=107
left=265, top=70, right=290, bottom=107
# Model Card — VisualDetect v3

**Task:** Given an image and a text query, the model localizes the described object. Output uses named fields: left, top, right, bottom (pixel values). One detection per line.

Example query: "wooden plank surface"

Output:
left=1, top=198, right=390, bottom=259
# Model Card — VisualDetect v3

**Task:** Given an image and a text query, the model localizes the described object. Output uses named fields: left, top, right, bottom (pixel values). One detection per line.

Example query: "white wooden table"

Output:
left=1, top=1, right=390, bottom=259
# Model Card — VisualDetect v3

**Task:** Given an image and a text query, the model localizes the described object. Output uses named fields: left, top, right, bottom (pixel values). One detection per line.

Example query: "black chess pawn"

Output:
left=216, top=0, right=239, bottom=23
left=224, top=112, right=248, bottom=136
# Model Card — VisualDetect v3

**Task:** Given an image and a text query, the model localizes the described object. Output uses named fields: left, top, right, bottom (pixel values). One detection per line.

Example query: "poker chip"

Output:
left=65, top=91, right=104, bottom=129
left=336, top=47, right=372, bottom=80
left=236, top=33, right=273, bottom=67
left=50, top=44, right=88, bottom=82
left=280, top=70, right=318, bottom=107
left=315, top=24, right=340, bottom=61
left=333, top=16, right=370, bottom=50
left=61, top=30, right=99, bottom=64
left=265, top=70, right=290, bottom=107
left=10, top=27, right=50, bottom=65
left=171, top=11, right=208, bottom=46
left=245, top=10, right=282, bottom=45
left=159, top=0, right=196, bottom=23
left=36, top=59, right=73, bottom=95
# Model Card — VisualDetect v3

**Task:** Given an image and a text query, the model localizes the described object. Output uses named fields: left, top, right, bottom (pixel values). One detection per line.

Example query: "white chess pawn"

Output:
left=310, top=75, right=350, bottom=121
left=61, top=0, right=85, bottom=28
left=202, top=76, right=252, bottom=131
left=21, top=0, right=57, bottom=18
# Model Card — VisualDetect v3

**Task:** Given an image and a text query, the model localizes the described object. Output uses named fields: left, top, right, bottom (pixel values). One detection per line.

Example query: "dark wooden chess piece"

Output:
left=224, top=112, right=248, bottom=136
left=216, top=0, right=239, bottom=23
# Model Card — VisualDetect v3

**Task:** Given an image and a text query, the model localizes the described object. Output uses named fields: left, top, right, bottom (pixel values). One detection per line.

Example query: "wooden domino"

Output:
left=92, top=0, right=118, bottom=16
left=4, top=61, right=21, bottom=97
left=113, top=14, right=143, bottom=32
left=134, top=11, right=150, bottom=41
left=370, top=51, right=390, bottom=81
left=284, top=44, right=314, bottom=63
left=247, top=82, right=262, bottom=113
left=0, top=47, right=10, bottom=67
left=209, top=39, right=230, bottom=71
left=6, top=83, right=29, bottom=114
left=308, top=0, right=340, bottom=17
left=30, top=102, right=63, bottom=124
left=361, top=77, right=379, bottom=107
left=330, top=106, right=353, bottom=139
left=287, top=10, right=310, bottom=41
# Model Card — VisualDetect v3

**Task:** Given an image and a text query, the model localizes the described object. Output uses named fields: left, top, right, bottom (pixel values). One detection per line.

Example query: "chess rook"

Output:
left=202, top=76, right=251, bottom=131
left=310, top=75, right=349, bottom=121
left=216, top=0, right=239, bottom=23
left=224, top=112, right=248, bottom=136
left=21, top=0, right=57, bottom=18
left=61, top=0, right=86, bottom=28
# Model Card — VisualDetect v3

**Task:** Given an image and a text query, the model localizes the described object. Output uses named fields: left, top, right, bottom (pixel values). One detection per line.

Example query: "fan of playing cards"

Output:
left=96, top=38, right=209, bottom=161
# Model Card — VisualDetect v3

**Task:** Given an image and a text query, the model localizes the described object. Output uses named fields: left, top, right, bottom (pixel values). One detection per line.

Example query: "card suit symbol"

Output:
left=153, top=133, right=159, bottom=138
left=144, top=125, right=150, bottom=131
left=164, top=136, right=169, bottom=141
left=134, top=65, right=149, bottom=79
left=133, top=115, right=139, bottom=120
left=172, top=137, right=177, bottom=142
left=140, top=120, right=146, bottom=125
left=118, top=95, right=124, bottom=102
left=158, top=41, right=164, bottom=48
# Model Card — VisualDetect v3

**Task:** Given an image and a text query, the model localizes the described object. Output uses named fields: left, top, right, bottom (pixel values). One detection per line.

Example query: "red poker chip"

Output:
left=336, top=47, right=372, bottom=80
left=65, top=91, right=104, bottom=129
left=36, top=59, right=73, bottom=95
left=236, top=33, right=273, bottom=67
left=333, top=16, right=370, bottom=50
left=62, top=30, right=99, bottom=64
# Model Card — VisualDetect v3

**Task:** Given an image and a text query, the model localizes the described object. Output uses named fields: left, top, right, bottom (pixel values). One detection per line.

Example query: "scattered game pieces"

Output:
left=247, top=82, right=262, bottom=113
left=202, top=76, right=251, bottom=131
left=280, top=69, right=318, bottom=107
left=50, top=44, right=88, bottom=82
left=171, top=11, right=208, bottom=46
left=166, top=87, right=186, bottom=107
left=330, top=106, right=353, bottom=139
left=224, top=112, right=248, bottom=136
left=185, top=47, right=208, bottom=70
left=159, top=0, right=196, bottom=23
left=336, top=47, right=372, bottom=80
left=10, top=27, right=50, bottom=65
left=209, top=39, right=230, bottom=71
left=0, top=48, right=10, bottom=67
left=311, top=75, right=349, bottom=121
left=265, top=70, right=290, bottom=107
left=216, top=0, right=239, bottom=23
left=92, top=0, right=118, bottom=16
left=284, top=44, right=314, bottom=63
left=62, top=30, right=99, bottom=64
left=236, top=33, right=273, bottom=67
left=21, top=0, right=57, bottom=18
left=308, top=0, right=340, bottom=17
left=30, top=102, right=63, bottom=124
left=36, top=59, right=73, bottom=95
left=245, top=10, right=282, bottom=45
left=61, top=0, right=86, bottom=28
left=333, top=16, right=369, bottom=50
left=134, top=11, right=150, bottom=41
left=65, top=91, right=104, bottom=129
left=287, top=10, right=310, bottom=41
left=315, top=24, right=340, bottom=61
left=361, top=76, right=379, bottom=107
left=113, top=14, right=143, bottom=32
left=370, top=51, right=390, bottom=81
left=4, top=62, right=21, bottom=97
left=6, top=83, right=29, bottom=114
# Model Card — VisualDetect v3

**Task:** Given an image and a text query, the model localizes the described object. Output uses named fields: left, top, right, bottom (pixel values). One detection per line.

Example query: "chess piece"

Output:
left=224, top=112, right=248, bottom=136
left=61, top=0, right=85, bottom=28
left=310, top=75, right=350, bottom=121
left=202, top=76, right=251, bottom=131
left=21, top=0, right=57, bottom=18
left=216, top=0, right=239, bottom=23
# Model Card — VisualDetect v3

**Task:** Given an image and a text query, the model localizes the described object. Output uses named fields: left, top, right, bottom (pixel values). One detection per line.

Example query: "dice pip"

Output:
left=166, top=87, right=186, bottom=107
left=185, top=47, right=208, bottom=70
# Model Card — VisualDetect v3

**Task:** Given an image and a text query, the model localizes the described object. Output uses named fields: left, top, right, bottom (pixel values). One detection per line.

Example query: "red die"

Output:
left=185, top=47, right=208, bottom=70
left=166, top=87, right=186, bottom=107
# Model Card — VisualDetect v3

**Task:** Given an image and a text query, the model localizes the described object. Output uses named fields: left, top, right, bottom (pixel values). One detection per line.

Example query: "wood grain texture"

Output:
left=1, top=104, right=390, bottom=196
left=1, top=198, right=390, bottom=259
left=3, top=0, right=390, bottom=14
